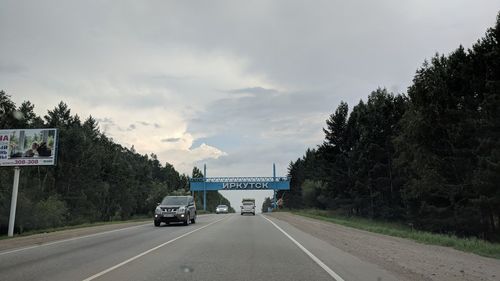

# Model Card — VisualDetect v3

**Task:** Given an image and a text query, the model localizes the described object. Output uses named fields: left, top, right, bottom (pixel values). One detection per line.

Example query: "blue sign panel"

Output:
left=189, top=177, right=290, bottom=191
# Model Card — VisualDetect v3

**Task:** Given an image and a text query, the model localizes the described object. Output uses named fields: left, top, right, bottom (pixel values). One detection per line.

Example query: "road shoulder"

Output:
left=268, top=212, right=500, bottom=281
left=0, top=220, right=150, bottom=253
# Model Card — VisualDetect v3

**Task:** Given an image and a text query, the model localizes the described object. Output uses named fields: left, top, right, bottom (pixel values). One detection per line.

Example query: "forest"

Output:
left=0, top=96, right=232, bottom=234
left=279, top=13, right=500, bottom=240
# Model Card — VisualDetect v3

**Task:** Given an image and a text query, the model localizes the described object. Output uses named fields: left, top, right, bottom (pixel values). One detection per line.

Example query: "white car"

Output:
left=215, top=205, right=229, bottom=214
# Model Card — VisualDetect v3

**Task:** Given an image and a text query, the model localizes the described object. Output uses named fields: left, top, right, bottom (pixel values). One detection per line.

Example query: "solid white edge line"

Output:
left=262, top=215, right=345, bottom=281
left=0, top=223, right=150, bottom=256
left=81, top=216, right=228, bottom=281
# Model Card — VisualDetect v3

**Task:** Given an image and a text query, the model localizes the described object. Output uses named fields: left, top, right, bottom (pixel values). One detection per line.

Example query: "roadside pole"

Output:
left=203, top=164, right=207, bottom=211
left=8, top=166, right=20, bottom=237
left=273, top=163, right=277, bottom=210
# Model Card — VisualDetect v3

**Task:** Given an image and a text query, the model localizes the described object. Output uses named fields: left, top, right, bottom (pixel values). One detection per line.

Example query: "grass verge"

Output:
left=292, top=209, right=500, bottom=259
left=0, top=216, right=150, bottom=240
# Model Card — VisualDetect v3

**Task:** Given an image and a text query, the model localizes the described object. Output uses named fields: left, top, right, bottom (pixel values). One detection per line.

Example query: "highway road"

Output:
left=0, top=214, right=399, bottom=281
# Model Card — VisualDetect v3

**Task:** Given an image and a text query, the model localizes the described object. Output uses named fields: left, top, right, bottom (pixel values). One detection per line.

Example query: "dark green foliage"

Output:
left=0, top=95, right=232, bottom=234
left=285, top=12, right=500, bottom=240
left=261, top=197, right=272, bottom=213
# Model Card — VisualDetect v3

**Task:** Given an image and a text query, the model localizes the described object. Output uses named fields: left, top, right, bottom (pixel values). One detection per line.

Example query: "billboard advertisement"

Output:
left=0, top=128, right=58, bottom=166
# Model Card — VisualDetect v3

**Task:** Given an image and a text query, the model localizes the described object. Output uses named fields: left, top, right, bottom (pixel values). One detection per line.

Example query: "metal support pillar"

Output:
left=203, top=164, right=207, bottom=211
left=8, top=167, right=20, bottom=237
left=273, top=163, right=277, bottom=210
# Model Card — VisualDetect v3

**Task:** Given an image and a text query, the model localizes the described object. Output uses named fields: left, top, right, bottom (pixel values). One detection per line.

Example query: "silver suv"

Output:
left=154, top=196, right=196, bottom=226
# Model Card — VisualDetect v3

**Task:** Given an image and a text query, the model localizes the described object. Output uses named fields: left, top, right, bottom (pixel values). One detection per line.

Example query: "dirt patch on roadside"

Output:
left=270, top=212, right=500, bottom=281
left=0, top=220, right=149, bottom=252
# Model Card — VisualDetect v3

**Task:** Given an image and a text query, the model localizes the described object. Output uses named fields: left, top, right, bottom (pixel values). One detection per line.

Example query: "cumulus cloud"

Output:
left=158, top=143, right=228, bottom=174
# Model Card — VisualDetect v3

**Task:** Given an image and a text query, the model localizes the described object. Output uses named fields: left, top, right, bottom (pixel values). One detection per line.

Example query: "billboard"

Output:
left=0, top=128, right=58, bottom=166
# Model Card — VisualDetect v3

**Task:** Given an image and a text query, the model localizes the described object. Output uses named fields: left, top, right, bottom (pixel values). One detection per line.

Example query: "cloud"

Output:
left=161, top=137, right=181, bottom=143
left=95, top=117, right=114, bottom=124
left=228, top=87, right=278, bottom=95
left=188, top=89, right=332, bottom=139
left=157, top=143, right=228, bottom=174
left=95, top=117, right=116, bottom=133
left=1, top=0, right=497, bottom=209
left=0, top=61, right=27, bottom=74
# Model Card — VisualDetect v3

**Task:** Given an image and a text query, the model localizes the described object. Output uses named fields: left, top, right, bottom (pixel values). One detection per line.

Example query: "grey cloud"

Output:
left=1, top=0, right=496, bottom=184
left=106, top=92, right=170, bottom=110
left=96, top=117, right=114, bottom=124
left=0, top=61, right=27, bottom=74
left=189, top=89, right=333, bottom=134
left=137, top=121, right=162, bottom=129
left=95, top=118, right=140, bottom=133
left=95, top=117, right=115, bottom=133
left=161, top=137, right=181, bottom=143
left=193, top=141, right=305, bottom=177
left=228, top=87, right=278, bottom=95
left=187, top=89, right=330, bottom=178
left=108, top=1, right=495, bottom=93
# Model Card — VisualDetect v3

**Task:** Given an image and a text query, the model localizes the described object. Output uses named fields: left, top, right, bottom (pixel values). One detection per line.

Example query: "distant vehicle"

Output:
left=241, top=198, right=256, bottom=215
left=242, top=198, right=255, bottom=204
left=216, top=205, right=229, bottom=214
left=154, top=196, right=196, bottom=226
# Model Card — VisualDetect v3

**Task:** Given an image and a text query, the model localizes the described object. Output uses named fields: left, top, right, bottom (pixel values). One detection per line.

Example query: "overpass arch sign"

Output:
left=189, top=164, right=289, bottom=211
left=189, top=176, right=290, bottom=191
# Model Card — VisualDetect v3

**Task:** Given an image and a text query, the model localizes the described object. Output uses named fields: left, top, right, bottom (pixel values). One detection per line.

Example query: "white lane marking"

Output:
left=0, top=223, right=150, bottom=256
left=262, top=215, right=345, bottom=281
left=81, top=216, right=227, bottom=281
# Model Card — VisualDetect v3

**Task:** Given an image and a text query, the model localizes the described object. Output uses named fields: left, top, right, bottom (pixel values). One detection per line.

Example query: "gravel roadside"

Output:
left=0, top=220, right=150, bottom=252
left=269, top=212, right=500, bottom=281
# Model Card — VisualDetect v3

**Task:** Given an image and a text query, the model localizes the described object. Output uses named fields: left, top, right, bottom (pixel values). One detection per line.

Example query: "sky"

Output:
left=1, top=0, right=498, bottom=211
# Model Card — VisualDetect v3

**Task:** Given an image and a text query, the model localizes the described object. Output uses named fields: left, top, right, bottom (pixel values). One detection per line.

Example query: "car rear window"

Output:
left=161, top=196, right=189, bottom=205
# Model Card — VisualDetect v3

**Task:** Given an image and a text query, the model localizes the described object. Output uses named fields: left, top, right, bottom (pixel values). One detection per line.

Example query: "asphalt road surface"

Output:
left=0, top=214, right=399, bottom=281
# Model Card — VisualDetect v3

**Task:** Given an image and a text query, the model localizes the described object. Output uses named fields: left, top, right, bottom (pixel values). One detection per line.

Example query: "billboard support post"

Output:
left=0, top=128, right=58, bottom=237
left=8, top=166, right=20, bottom=237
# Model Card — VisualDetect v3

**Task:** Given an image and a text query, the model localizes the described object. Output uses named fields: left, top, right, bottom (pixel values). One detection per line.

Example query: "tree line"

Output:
left=0, top=96, right=233, bottom=234
left=261, top=197, right=272, bottom=213
left=279, top=13, right=500, bottom=240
